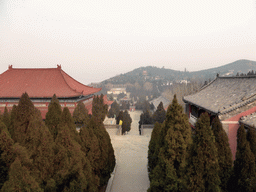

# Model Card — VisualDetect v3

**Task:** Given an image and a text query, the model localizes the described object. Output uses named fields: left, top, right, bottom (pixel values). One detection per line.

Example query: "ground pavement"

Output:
left=108, top=110, right=151, bottom=192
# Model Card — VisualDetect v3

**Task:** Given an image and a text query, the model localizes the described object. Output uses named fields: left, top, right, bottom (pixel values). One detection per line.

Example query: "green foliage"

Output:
left=148, top=122, right=162, bottom=174
left=88, top=117, right=115, bottom=186
left=73, top=101, right=89, bottom=126
left=187, top=112, right=221, bottom=192
left=92, top=94, right=108, bottom=123
left=247, top=127, right=256, bottom=164
left=212, top=117, right=233, bottom=192
left=2, top=107, right=10, bottom=129
left=139, top=110, right=153, bottom=130
left=148, top=94, right=192, bottom=192
left=152, top=102, right=166, bottom=124
left=107, top=100, right=120, bottom=118
left=122, top=110, right=132, bottom=134
left=232, top=124, right=256, bottom=192
left=45, top=94, right=62, bottom=140
left=1, top=158, right=42, bottom=192
left=13, top=92, right=36, bottom=143
left=8, top=105, right=17, bottom=139
left=59, top=107, right=80, bottom=143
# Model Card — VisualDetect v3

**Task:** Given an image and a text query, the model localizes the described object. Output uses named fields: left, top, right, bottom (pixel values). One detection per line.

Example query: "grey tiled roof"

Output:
left=150, top=95, right=171, bottom=110
left=240, top=113, right=256, bottom=128
left=183, top=76, right=256, bottom=115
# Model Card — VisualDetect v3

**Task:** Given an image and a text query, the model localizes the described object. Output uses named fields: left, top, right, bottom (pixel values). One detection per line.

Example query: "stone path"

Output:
left=107, top=111, right=151, bottom=192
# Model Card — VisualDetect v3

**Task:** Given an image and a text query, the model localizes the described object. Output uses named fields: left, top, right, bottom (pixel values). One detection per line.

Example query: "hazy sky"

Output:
left=0, top=0, right=256, bottom=84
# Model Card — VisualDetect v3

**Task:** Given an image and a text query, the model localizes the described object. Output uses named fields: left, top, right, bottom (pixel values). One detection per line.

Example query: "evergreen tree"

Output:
left=79, top=123, right=101, bottom=190
left=92, top=94, right=108, bottom=123
left=139, top=110, right=153, bottom=129
left=2, top=107, right=10, bottom=129
left=152, top=102, right=166, bottom=124
left=212, top=117, right=233, bottom=192
left=45, top=94, right=62, bottom=140
left=59, top=107, right=80, bottom=143
left=148, top=122, right=162, bottom=174
left=232, top=124, right=256, bottom=192
left=107, top=100, right=120, bottom=118
left=122, top=110, right=132, bottom=134
left=8, top=105, right=17, bottom=139
left=0, top=121, right=12, bottom=190
left=54, top=124, right=92, bottom=191
left=247, top=127, right=256, bottom=164
left=13, top=92, right=36, bottom=143
left=73, top=101, right=90, bottom=127
left=148, top=94, right=192, bottom=192
left=88, top=116, right=115, bottom=187
left=187, top=112, right=221, bottom=192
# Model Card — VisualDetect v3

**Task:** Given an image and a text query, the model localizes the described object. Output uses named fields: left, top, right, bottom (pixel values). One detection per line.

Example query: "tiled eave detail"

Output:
left=0, top=94, right=94, bottom=103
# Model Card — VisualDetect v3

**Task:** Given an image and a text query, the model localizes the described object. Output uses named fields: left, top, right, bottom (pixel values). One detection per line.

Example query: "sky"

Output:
left=0, top=0, right=256, bottom=84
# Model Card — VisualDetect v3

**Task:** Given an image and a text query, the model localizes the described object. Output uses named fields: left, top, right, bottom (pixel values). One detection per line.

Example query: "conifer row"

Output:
left=147, top=95, right=245, bottom=192
left=0, top=93, right=115, bottom=191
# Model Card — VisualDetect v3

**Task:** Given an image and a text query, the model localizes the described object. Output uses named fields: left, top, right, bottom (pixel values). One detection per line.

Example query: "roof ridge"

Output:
left=59, top=69, right=83, bottom=95
left=60, top=69, right=101, bottom=94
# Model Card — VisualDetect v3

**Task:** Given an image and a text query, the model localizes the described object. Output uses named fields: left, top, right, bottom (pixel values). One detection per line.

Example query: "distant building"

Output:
left=0, top=65, right=111, bottom=119
left=183, top=75, right=256, bottom=160
left=150, top=96, right=171, bottom=111
left=107, top=88, right=127, bottom=95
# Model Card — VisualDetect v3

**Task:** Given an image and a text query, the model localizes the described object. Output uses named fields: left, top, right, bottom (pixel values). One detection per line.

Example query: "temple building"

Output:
left=0, top=65, right=111, bottom=119
left=183, top=75, right=256, bottom=160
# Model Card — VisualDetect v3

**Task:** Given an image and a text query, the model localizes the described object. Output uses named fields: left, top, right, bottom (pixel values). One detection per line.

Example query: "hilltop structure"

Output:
left=0, top=65, right=110, bottom=119
left=183, top=75, right=256, bottom=159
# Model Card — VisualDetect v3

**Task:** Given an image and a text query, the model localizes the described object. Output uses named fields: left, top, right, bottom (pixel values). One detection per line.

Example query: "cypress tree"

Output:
left=187, top=112, right=221, bottom=192
left=13, top=92, right=35, bottom=143
left=0, top=121, right=12, bottom=190
left=122, top=110, right=132, bottom=134
left=92, top=94, right=108, bottom=123
left=2, top=107, right=10, bottom=129
left=73, top=101, right=90, bottom=127
left=8, top=105, right=17, bottom=139
left=212, top=117, right=233, bottom=192
left=45, top=94, right=62, bottom=140
left=152, top=101, right=166, bottom=124
left=232, top=124, right=256, bottom=192
left=247, top=127, right=256, bottom=164
left=54, top=124, right=92, bottom=191
left=148, top=122, right=162, bottom=174
left=59, top=107, right=80, bottom=143
left=107, top=100, right=120, bottom=118
left=148, top=94, right=192, bottom=191
left=88, top=116, right=115, bottom=187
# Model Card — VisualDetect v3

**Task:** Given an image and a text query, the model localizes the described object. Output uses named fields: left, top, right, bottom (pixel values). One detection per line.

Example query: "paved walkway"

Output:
left=108, top=111, right=151, bottom=192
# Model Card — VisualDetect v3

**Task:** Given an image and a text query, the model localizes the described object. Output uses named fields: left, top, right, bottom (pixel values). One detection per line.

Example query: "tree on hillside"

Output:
left=148, top=94, right=192, bottom=192
left=152, top=101, right=166, bottom=124
left=232, top=124, right=256, bottom=192
left=73, top=101, right=90, bottom=127
left=45, top=94, right=62, bottom=140
left=212, top=117, right=233, bottom=192
left=107, top=100, right=120, bottom=118
left=187, top=112, right=220, bottom=192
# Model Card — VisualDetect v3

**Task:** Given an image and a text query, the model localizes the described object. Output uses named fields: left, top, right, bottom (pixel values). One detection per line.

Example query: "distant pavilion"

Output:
left=0, top=65, right=111, bottom=119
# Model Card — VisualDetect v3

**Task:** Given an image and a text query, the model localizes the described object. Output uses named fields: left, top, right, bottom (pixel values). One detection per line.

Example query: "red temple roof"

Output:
left=0, top=65, right=101, bottom=98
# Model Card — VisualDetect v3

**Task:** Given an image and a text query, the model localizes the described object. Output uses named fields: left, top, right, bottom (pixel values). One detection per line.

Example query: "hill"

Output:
left=101, top=59, right=256, bottom=85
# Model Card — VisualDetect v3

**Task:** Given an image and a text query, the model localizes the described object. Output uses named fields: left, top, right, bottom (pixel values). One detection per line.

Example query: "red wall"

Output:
left=225, top=105, right=256, bottom=160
